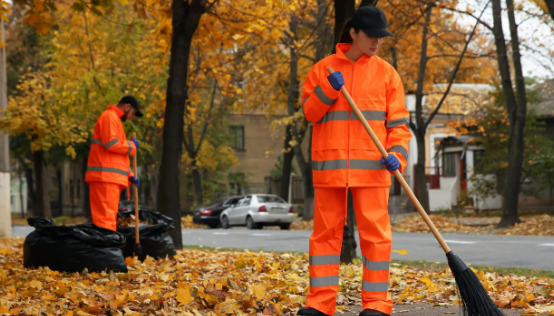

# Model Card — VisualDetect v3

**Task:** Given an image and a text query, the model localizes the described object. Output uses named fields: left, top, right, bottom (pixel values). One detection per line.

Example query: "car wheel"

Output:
left=221, top=216, right=230, bottom=230
left=280, top=223, right=291, bottom=230
left=246, top=216, right=258, bottom=230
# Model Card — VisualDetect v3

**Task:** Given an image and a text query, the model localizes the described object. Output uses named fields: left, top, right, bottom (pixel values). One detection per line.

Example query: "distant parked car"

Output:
left=118, top=201, right=153, bottom=213
left=193, top=196, right=244, bottom=228
left=220, top=194, right=294, bottom=230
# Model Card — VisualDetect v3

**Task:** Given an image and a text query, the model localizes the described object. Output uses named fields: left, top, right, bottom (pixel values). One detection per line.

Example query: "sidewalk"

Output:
left=341, top=304, right=522, bottom=315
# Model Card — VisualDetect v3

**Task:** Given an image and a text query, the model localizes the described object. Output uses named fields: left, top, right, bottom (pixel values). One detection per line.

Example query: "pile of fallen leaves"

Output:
left=1, top=237, right=554, bottom=315
left=496, top=214, right=554, bottom=236
left=182, top=215, right=209, bottom=229
left=391, top=215, right=494, bottom=233
left=290, top=220, right=313, bottom=231
left=117, top=216, right=154, bottom=229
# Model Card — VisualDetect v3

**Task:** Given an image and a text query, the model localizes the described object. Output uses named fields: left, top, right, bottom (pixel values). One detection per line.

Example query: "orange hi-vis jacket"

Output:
left=85, top=105, right=136, bottom=188
left=303, top=43, right=411, bottom=188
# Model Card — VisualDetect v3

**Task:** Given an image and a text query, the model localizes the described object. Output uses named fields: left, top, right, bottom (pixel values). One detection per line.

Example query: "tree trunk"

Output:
left=191, top=164, right=203, bottom=206
left=56, top=167, right=63, bottom=216
left=415, top=130, right=429, bottom=212
left=412, top=4, right=433, bottom=214
left=493, top=0, right=526, bottom=227
left=33, top=150, right=51, bottom=218
left=81, top=155, right=91, bottom=222
left=19, top=171, right=25, bottom=218
left=340, top=189, right=357, bottom=263
left=545, top=0, right=554, bottom=22
left=334, top=0, right=355, bottom=45
left=144, top=164, right=149, bottom=206
left=157, top=0, right=206, bottom=250
left=281, top=127, right=295, bottom=201
left=303, top=127, right=315, bottom=221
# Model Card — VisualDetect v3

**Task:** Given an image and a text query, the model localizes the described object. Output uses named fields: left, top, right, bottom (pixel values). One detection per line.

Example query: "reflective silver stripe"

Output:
left=317, top=111, right=349, bottom=124
left=127, top=141, right=132, bottom=154
left=310, top=276, right=339, bottom=287
left=386, top=118, right=409, bottom=129
left=309, top=255, right=340, bottom=266
left=314, top=85, right=337, bottom=106
left=349, top=159, right=385, bottom=170
left=312, top=159, right=347, bottom=171
left=303, top=96, right=310, bottom=104
left=352, top=110, right=386, bottom=121
left=362, top=255, right=390, bottom=271
left=388, top=145, right=408, bottom=160
left=91, top=139, right=103, bottom=146
left=87, top=166, right=129, bottom=176
left=105, top=138, right=119, bottom=150
left=362, top=281, right=389, bottom=292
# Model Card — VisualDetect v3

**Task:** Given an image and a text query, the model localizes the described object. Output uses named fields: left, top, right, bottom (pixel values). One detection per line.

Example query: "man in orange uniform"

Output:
left=85, top=96, right=143, bottom=231
left=298, top=6, right=411, bottom=316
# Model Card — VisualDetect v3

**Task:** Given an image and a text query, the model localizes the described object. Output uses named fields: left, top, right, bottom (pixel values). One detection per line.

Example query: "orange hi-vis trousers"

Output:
left=89, top=182, right=122, bottom=231
left=306, top=187, right=393, bottom=316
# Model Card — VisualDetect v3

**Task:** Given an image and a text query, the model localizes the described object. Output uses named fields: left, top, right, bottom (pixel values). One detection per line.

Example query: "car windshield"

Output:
left=256, top=195, right=286, bottom=203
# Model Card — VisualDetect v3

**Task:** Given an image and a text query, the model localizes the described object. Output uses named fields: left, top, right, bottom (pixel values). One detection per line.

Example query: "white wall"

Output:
left=466, top=150, right=502, bottom=210
left=0, top=173, right=11, bottom=237
left=429, top=176, right=459, bottom=212
left=10, top=177, right=27, bottom=216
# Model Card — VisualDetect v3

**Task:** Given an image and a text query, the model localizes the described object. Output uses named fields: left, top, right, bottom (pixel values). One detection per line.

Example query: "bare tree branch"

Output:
left=424, top=1, right=490, bottom=130
left=195, top=81, right=218, bottom=154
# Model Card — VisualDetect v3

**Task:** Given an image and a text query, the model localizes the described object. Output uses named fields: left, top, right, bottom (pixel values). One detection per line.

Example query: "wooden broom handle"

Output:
left=327, top=67, right=451, bottom=254
left=132, top=132, right=139, bottom=244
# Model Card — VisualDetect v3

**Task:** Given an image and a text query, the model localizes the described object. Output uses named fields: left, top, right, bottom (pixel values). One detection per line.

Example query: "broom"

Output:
left=132, top=132, right=143, bottom=258
left=327, top=67, right=504, bottom=316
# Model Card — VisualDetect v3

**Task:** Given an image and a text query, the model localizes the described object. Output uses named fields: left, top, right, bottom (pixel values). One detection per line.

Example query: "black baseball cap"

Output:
left=119, top=96, right=143, bottom=118
left=351, top=6, right=394, bottom=38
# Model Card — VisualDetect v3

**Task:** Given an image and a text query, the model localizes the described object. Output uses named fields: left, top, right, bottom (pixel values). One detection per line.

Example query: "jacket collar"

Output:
left=108, top=105, right=125, bottom=118
left=335, top=43, right=372, bottom=64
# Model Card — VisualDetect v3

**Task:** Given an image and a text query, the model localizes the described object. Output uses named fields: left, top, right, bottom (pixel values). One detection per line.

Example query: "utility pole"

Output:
left=0, top=19, right=12, bottom=237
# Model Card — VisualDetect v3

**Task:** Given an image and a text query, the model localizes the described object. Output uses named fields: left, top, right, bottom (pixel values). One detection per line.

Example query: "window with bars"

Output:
left=473, top=150, right=485, bottom=174
left=442, top=152, right=457, bottom=177
left=230, top=126, right=244, bottom=150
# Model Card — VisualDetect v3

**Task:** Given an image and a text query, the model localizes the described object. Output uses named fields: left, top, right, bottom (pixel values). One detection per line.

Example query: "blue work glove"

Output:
left=129, top=176, right=140, bottom=187
left=327, top=71, right=344, bottom=91
left=130, top=138, right=139, bottom=151
left=381, top=155, right=400, bottom=172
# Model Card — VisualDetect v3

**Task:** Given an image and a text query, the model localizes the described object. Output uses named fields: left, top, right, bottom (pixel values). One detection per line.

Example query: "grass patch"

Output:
left=389, top=259, right=554, bottom=279
left=183, top=245, right=554, bottom=279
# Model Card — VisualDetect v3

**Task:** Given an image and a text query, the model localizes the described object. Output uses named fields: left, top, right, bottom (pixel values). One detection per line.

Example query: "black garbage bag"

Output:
left=117, top=210, right=176, bottom=261
left=24, top=218, right=127, bottom=273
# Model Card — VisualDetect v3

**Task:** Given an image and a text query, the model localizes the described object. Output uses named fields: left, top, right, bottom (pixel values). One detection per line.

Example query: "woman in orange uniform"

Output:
left=298, top=6, right=411, bottom=316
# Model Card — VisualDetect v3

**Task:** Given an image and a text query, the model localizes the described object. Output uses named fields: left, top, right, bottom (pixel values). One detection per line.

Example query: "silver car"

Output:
left=220, top=194, right=294, bottom=230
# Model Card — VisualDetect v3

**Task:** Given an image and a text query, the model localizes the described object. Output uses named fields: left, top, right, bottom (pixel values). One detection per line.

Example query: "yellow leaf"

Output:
left=251, top=283, right=266, bottom=300
left=29, top=280, right=43, bottom=289
left=42, top=294, right=57, bottom=301
left=392, top=249, right=408, bottom=256
left=176, top=287, right=192, bottom=306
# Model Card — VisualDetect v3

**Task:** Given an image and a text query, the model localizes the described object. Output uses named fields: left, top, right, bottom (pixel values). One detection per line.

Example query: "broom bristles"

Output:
left=447, top=251, right=505, bottom=316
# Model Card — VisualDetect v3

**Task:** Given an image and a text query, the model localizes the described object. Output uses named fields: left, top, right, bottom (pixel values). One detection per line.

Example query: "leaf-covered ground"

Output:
left=1, top=238, right=554, bottom=315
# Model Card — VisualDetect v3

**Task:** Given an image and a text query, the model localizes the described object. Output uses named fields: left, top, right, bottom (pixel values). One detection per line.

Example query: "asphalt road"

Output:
left=12, top=226, right=554, bottom=270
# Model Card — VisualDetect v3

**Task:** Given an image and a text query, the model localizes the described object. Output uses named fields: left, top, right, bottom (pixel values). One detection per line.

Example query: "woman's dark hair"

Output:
left=338, top=19, right=360, bottom=43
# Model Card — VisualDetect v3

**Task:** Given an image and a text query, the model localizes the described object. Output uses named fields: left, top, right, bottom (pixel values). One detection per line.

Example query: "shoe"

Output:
left=359, top=309, right=390, bottom=316
left=297, top=307, right=329, bottom=316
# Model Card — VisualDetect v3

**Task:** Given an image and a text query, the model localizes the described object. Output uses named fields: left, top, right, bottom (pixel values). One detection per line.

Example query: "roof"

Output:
left=440, top=135, right=478, bottom=148
left=528, top=80, right=554, bottom=118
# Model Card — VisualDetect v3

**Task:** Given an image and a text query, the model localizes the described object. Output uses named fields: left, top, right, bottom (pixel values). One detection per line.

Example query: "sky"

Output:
left=3, top=0, right=553, bottom=80
left=455, top=0, right=554, bottom=80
